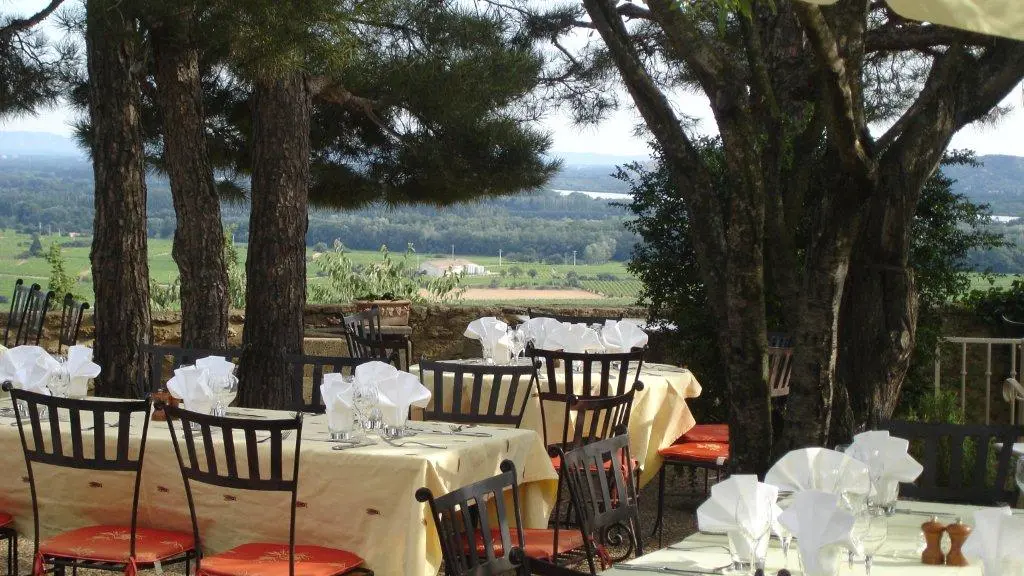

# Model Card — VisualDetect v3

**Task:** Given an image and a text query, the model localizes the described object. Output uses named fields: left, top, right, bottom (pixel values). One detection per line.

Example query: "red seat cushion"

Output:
left=198, top=543, right=365, bottom=576
left=679, top=424, right=729, bottom=444
left=659, top=441, right=729, bottom=464
left=477, top=528, right=586, bottom=560
left=39, top=525, right=195, bottom=564
left=0, top=513, right=12, bottom=528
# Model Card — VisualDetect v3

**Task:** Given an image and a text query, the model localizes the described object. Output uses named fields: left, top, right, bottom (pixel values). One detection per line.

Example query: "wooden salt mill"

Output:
left=921, top=516, right=946, bottom=565
left=945, top=518, right=972, bottom=567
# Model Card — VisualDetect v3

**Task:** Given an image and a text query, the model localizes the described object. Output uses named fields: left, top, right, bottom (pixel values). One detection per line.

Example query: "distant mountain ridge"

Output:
left=0, top=131, right=84, bottom=158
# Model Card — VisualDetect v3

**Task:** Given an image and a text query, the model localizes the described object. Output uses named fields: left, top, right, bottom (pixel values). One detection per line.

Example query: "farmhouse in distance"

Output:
left=418, top=258, right=487, bottom=277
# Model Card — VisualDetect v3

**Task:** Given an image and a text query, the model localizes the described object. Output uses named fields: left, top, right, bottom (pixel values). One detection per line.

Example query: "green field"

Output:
left=968, top=272, right=1021, bottom=292
left=0, top=232, right=642, bottom=307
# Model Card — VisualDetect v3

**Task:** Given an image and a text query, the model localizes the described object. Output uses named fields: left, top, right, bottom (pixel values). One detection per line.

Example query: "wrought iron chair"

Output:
left=342, top=307, right=410, bottom=370
left=343, top=307, right=384, bottom=343
left=55, top=293, right=90, bottom=354
left=879, top=420, right=1024, bottom=505
left=9, top=284, right=53, bottom=348
left=5, top=385, right=197, bottom=576
left=556, top=433, right=644, bottom=571
left=135, top=343, right=242, bottom=398
left=162, top=405, right=372, bottom=576
left=3, top=279, right=32, bottom=348
left=416, top=358, right=538, bottom=427
left=416, top=460, right=531, bottom=576
left=526, top=309, right=623, bottom=326
left=0, top=509, right=15, bottom=576
left=528, top=347, right=645, bottom=398
left=284, top=353, right=375, bottom=413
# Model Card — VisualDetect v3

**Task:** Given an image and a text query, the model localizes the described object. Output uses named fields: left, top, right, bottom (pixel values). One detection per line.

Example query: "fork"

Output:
left=612, top=565, right=719, bottom=575
left=257, top=430, right=293, bottom=444
left=379, top=435, right=447, bottom=450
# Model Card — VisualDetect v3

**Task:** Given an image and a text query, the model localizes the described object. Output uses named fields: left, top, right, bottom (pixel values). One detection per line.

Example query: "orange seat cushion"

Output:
left=679, top=424, right=729, bottom=444
left=0, top=513, right=12, bottom=528
left=39, top=525, right=194, bottom=564
left=477, top=528, right=586, bottom=560
left=659, top=441, right=729, bottom=464
left=198, top=543, right=364, bottom=576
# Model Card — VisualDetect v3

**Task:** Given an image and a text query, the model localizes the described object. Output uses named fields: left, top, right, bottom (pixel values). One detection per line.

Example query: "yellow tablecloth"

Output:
left=602, top=500, right=983, bottom=575
left=0, top=404, right=557, bottom=576
left=411, top=361, right=702, bottom=486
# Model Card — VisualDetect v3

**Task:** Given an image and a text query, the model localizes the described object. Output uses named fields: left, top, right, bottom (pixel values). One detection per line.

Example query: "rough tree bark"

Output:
left=86, top=0, right=152, bottom=398
left=237, top=74, right=312, bottom=409
left=151, top=15, right=230, bottom=350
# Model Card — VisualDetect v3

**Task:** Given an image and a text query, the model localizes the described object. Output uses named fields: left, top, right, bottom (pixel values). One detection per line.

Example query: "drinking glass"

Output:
left=210, top=374, right=239, bottom=417
left=726, top=529, right=752, bottom=574
left=47, top=361, right=72, bottom=399
left=509, top=328, right=525, bottom=362
left=736, top=498, right=771, bottom=573
left=352, top=380, right=378, bottom=433
left=482, top=342, right=495, bottom=365
left=862, top=514, right=888, bottom=576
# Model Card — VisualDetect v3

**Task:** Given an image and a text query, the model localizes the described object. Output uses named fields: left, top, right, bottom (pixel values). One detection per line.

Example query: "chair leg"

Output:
left=652, top=465, right=666, bottom=547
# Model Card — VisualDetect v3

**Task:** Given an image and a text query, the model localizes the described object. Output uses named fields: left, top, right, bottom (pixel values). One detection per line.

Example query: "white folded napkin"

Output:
left=66, top=345, right=101, bottom=398
left=765, top=447, right=872, bottom=495
left=601, top=319, right=648, bottom=353
left=778, top=490, right=855, bottom=576
left=167, top=365, right=214, bottom=414
left=845, top=431, right=923, bottom=498
left=521, top=317, right=561, bottom=350
left=320, top=373, right=356, bottom=432
left=464, top=317, right=510, bottom=359
left=697, top=475, right=783, bottom=557
left=0, top=345, right=58, bottom=395
left=355, top=361, right=431, bottom=427
left=195, top=355, right=236, bottom=377
left=963, top=507, right=1024, bottom=576
left=544, top=322, right=603, bottom=353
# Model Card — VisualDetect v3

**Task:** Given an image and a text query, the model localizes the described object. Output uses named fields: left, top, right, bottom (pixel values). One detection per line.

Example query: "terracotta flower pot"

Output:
left=355, top=299, right=411, bottom=326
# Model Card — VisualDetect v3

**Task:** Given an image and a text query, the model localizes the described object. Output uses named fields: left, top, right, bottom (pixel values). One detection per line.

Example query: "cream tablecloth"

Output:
left=0, top=403, right=557, bottom=576
left=411, top=360, right=702, bottom=487
left=603, top=500, right=987, bottom=575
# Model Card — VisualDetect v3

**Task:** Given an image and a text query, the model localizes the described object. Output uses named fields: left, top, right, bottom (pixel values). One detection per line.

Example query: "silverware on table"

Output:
left=257, top=430, right=293, bottom=444
left=379, top=435, right=448, bottom=450
left=612, top=565, right=720, bottom=575
left=331, top=441, right=375, bottom=451
left=406, top=425, right=491, bottom=438
left=665, top=544, right=730, bottom=554
left=226, top=411, right=268, bottom=419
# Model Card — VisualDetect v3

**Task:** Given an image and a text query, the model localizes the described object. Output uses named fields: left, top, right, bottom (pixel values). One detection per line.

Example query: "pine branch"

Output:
left=865, top=23, right=991, bottom=53
left=0, top=0, right=65, bottom=40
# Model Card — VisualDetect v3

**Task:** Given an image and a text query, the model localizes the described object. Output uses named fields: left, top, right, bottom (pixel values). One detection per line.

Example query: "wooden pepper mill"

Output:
left=945, top=518, right=972, bottom=567
left=921, top=516, right=946, bottom=565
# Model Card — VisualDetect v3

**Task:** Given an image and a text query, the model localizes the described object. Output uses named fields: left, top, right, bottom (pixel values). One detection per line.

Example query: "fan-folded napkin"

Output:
left=0, top=345, right=58, bottom=394
left=465, top=317, right=511, bottom=362
left=66, top=345, right=101, bottom=397
left=697, top=475, right=782, bottom=557
left=355, top=361, right=431, bottom=427
left=521, top=317, right=561, bottom=350
left=320, top=373, right=356, bottom=431
left=195, top=355, right=236, bottom=377
left=845, top=430, right=923, bottom=498
left=778, top=490, right=855, bottom=576
left=765, top=447, right=871, bottom=495
left=601, top=319, right=648, bottom=353
left=545, top=322, right=603, bottom=353
left=963, top=507, right=1024, bottom=576
left=167, top=365, right=214, bottom=414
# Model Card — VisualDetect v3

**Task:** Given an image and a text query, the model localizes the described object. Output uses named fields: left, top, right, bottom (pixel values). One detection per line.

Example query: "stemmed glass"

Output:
left=47, top=356, right=72, bottom=399
left=209, top=374, right=238, bottom=417
left=508, top=327, right=525, bottom=362
left=843, top=491, right=870, bottom=568
left=735, top=497, right=772, bottom=573
left=352, top=379, right=380, bottom=433
left=861, top=513, right=888, bottom=576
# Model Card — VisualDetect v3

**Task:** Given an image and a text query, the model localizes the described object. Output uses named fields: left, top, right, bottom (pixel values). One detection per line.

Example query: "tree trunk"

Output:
left=86, top=0, right=152, bottom=398
left=152, top=21, right=229, bottom=350
left=834, top=175, right=920, bottom=441
left=237, top=74, right=311, bottom=409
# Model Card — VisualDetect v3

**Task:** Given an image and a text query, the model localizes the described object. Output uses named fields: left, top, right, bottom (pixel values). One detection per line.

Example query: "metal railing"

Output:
left=934, top=336, right=1024, bottom=425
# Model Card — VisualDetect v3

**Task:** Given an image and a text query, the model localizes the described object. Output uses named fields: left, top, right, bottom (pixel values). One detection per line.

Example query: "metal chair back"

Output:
left=560, top=433, right=644, bottom=567
left=417, top=359, right=538, bottom=427
left=529, top=347, right=644, bottom=398
left=3, top=279, right=32, bottom=347
left=542, top=385, right=640, bottom=453
left=415, top=460, right=530, bottom=576
left=164, top=405, right=303, bottom=576
left=12, top=284, right=53, bottom=347
left=284, top=353, right=375, bottom=413
left=136, top=343, right=242, bottom=398
left=6, top=385, right=152, bottom=559
left=880, top=420, right=1024, bottom=505
left=56, top=293, right=89, bottom=354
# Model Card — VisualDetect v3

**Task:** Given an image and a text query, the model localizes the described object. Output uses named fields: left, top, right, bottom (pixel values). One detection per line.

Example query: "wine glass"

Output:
left=862, top=513, right=888, bottom=576
left=209, top=374, right=238, bottom=417
left=509, top=327, right=525, bottom=362
left=47, top=358, right=72, bottom=399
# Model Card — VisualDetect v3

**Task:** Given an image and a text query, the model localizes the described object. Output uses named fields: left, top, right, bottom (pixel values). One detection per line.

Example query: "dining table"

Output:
left=602, top=500, right=994, bottom=575
left=410, top=359, right=702, bottom=487
left=0, top=400, right=558, bottom=576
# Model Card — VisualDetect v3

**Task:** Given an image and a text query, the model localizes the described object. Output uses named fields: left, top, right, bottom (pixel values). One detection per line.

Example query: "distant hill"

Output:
left=943, top=155, right=1024, bottom=216
left=0, top=131, right=84, bottom=158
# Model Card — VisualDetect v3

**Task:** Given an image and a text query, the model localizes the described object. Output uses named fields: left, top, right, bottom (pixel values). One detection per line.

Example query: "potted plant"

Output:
left=311, top=242, right=465, bottom=325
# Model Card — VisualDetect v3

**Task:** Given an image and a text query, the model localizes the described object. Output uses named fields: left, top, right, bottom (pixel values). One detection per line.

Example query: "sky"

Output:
left=2, top=0, right=1023, bottom=158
